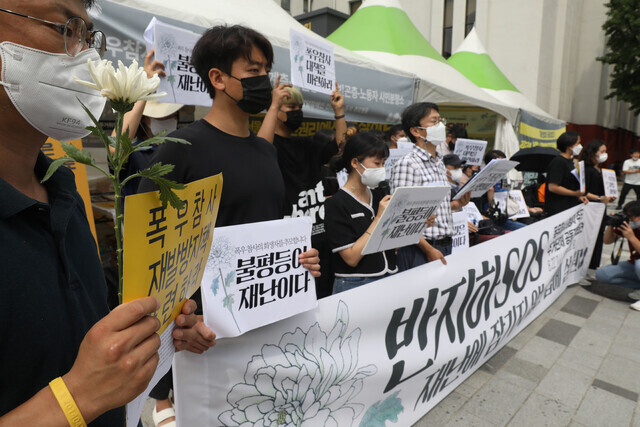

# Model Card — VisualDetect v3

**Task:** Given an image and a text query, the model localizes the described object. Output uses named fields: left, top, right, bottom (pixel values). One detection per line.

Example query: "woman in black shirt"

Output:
left=579, top=139, right=616, bottom=274
left=325, top=132, right=398, bottom=294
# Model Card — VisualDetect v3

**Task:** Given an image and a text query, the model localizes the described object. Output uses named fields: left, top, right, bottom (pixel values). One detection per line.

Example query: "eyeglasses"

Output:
left=0, top=8, right=106, bottom=58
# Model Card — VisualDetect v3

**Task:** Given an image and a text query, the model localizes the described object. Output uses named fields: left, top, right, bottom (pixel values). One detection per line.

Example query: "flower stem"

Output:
left=219, top=268, right=241, bottom=333
left=114, top=112, right=125, bottom=305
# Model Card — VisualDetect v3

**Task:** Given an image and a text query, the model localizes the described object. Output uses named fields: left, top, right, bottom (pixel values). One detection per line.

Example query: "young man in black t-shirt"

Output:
left=139, top=26, right=321, bottom=278
left=545, top=131, right=589, bottom=216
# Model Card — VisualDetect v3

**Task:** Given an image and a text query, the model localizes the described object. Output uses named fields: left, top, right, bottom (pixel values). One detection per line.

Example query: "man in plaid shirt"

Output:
left=390, top=102, right=472, bottom=271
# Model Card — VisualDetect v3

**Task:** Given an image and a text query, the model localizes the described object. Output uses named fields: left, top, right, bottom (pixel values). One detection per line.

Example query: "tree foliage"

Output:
left=597, top=0, right=640, bottom=114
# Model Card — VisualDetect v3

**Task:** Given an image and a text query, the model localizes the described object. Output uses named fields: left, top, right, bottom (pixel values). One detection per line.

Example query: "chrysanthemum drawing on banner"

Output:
left=218, top=301, right=383, bottom=426
left=207, top=236, right=241, bottom=333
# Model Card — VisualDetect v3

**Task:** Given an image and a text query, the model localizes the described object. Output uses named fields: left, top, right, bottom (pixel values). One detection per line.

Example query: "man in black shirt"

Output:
left=257, top=85, right=346, bottom=297
left=0, top=0, right=213, bottom=424
left=545, top=131, right=589, bottom=216
left=139, top=27, right=320, bottom=277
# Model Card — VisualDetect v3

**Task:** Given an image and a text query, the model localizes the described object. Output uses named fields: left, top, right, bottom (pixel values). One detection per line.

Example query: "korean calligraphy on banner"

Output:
left=453, top=138, right=488, bottom=166
left=602, top=169, right=618, bottom=198
left=362, top=186, right=451, bottom=255
left=147, top=18, right=212, bottom=107
left=122, top=174, right=222, bottom=334
left=289, top=29, right=336, bottom=95
left=174, top=203, right=604, bottom=426
left=41, top=139, right=97, bottom=245
left=201, top=217, right=317, bottom=339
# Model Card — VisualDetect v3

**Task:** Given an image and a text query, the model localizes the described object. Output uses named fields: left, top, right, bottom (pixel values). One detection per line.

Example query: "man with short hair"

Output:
left=544, top=131, right=589, bottom=216
left=436, top=123, right=468, bottom=157
left=390, top=102, right=470, bottom=270
left=385, top=124, right=405, bottom=149
left=139, top=26, right=321, bottom=290
left=616, top=148, right=640, bottom=210
left=0, top=1, right=215, bottom=424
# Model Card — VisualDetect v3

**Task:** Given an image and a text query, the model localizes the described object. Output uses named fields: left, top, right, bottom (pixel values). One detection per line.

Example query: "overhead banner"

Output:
left=519, top=110, right=566, bottom=148
left=92, top=0, right=415, bottom=124
left=439, top=106, right=498, bottom=146
left=174, top=203, right=604, bottom=426
left=201, top=218, right=316, bottom=339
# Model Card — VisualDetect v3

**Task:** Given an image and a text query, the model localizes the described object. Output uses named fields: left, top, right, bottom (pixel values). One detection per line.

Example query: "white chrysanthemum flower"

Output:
left=74, top=59, right=166, bottom=106
left=219, top=301, right=376, bottom=426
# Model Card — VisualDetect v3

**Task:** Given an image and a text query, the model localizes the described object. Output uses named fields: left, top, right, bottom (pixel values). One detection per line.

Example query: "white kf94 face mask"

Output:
left=419, top=121, right=447, bottom=145
left=0, top=42, right=106, bottom=141
left=358, top=163, right=386, bottom=188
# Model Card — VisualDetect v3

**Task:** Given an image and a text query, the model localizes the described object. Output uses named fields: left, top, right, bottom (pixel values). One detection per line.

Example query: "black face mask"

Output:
left=448, top=140, right=455, bottom=151
left=283, top=109, right=304, bottom=131
left=224, top=74, right=272, bottom=114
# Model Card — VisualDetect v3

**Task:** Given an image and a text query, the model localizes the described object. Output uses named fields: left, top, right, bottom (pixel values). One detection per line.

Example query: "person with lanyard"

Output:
left=390, top=102, right=470, bottom=271
left=578, top=139, right=616, bottom=283
left=258, top=84, right=346, bottom=298
left=0, top=1, right=213, bottom=425
left=544, top=131, right=589, bottom=216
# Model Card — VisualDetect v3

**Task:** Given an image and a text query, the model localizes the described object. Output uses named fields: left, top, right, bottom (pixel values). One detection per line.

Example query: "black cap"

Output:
left=443, top=154, right=466, bottom=167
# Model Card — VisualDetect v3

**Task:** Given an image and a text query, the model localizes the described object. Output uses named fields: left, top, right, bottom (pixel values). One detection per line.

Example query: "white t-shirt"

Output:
left=623, top=158, right=640, bottom=185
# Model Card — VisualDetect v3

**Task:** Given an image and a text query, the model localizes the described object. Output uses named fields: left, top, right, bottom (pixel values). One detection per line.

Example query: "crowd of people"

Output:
left=1, top=1, right=638, bottom=426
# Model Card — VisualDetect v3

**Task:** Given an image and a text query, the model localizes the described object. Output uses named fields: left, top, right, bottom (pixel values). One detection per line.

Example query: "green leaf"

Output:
left=223, top=294, right=235, bottom=311
left=119, top=130, right=134, bottom=158
left=359, top=392, right=404, bottom=427
left=78, top=98, right=110, bottom=144
left=225, top=271, right=235, bottom=287
left=132, top=136, right=190, bottom=152
left=211, top=277, right=220, bottom=296
left=40, top=157, right=74, bottom=183
left=136, top=162, right=175, bottom=180
left=61, top=142, right=95, bottom=166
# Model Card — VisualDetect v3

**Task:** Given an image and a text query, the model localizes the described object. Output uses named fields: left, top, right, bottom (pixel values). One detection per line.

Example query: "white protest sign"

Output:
left=174, top=203, right=605, bottom=427
left=151, top=19, right=212, bottom=107
left=602, top=168, right=618, bottom=198
left=578, top=161, right=586, bottom=193
left=385, top=148, right=412, bottom=179
left=454, top=138, right=487, bottom=166
left=126, top=323, right=175, bottom=427
left=453, top=159, right=519, bottom=200
left=201, top=217, right=317, bottom=338
left=337, top=169, right=348, bottom=188
left=362, top=186, right=450, bottom=255
left=451, top=211, right=469, bottom=254
left=493, top=190, right=530, bottom=219
left=462, top=202, right=483, bottom=223
left=290, top=29, right=336, bottom=95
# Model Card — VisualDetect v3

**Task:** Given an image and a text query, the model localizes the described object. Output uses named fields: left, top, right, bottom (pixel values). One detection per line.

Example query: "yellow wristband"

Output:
left=49, top=377, right=87, bottom=427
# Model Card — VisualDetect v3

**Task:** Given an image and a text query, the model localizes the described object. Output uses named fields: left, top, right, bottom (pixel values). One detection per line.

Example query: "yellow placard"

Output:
left=123, top=174, right=223, bottom=333
left=41, top=139, right=98, bottom=247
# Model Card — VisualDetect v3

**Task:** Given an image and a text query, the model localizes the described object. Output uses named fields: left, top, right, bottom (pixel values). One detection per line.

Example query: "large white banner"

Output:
left=201, top=218, right=316, bottom=338
left=174, top=204, right=604, bottom=426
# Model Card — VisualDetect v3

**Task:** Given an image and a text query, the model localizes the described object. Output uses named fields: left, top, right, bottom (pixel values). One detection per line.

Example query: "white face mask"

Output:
left=597, top=153, right=608, bottom=164
left=147, top=116, right=178, bottom=137
left=358, top=162, right=386, bottom=188
left=572, top=143, right=583, bottom=156
left=448, top=168, right=463, bottom=183
left=419, top=121, right=447, bottom=145
left=0, top=42, right=106, bottom=141
left=630, top=220, right=640, bottom=230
